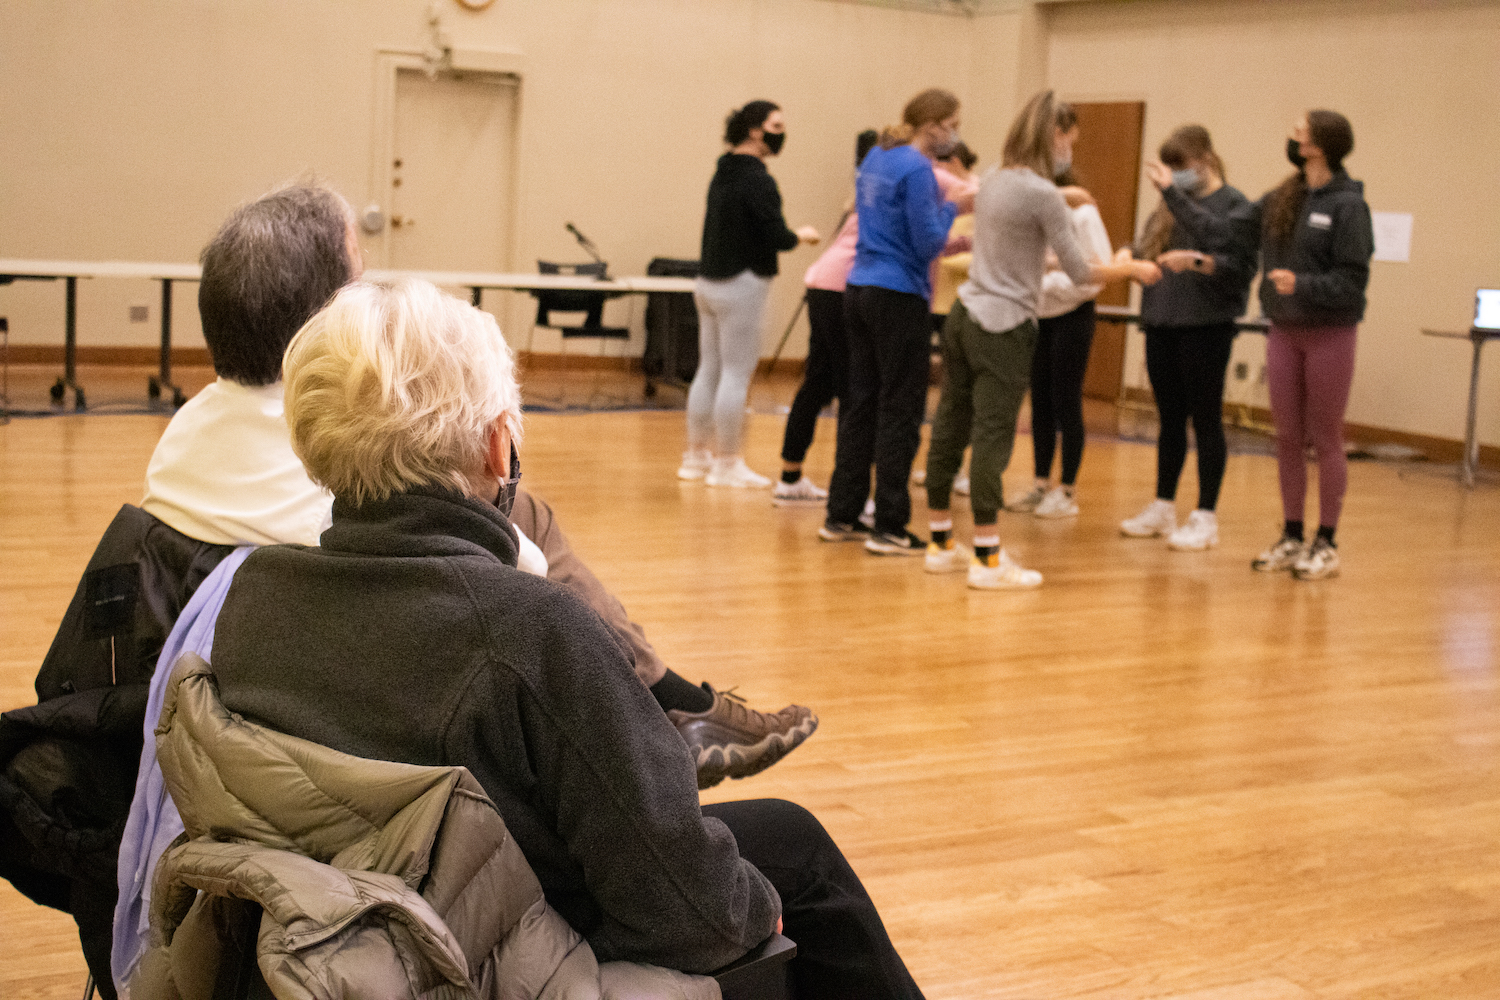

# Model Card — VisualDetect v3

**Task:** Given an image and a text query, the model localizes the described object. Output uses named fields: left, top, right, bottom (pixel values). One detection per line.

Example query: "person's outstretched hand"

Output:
left=1267, top=268, right=1297, bottom=295
left=1145, top=160, right=1174, bottom=191
left=1059, top=185, right=1096, bottom=208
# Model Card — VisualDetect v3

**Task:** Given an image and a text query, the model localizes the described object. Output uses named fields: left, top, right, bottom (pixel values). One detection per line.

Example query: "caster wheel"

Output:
left=172, top=389, right=187, bottom=408
left=644, top=381, right=657, bottom=399
left=50, top=379, right=66, bottom=403
left=74, top=389, right=87, bottom=411
left=148, top=377, right=161, bottom=399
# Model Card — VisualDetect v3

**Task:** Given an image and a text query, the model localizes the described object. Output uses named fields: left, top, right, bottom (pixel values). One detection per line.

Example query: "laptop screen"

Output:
left=1477, top=289, right=1500, bottom=331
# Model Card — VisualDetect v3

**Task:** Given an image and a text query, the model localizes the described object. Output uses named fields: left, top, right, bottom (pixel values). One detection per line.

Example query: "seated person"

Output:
left=206, top=276, right=925, bottom=996
left=142, top=182, right=815, bottom=785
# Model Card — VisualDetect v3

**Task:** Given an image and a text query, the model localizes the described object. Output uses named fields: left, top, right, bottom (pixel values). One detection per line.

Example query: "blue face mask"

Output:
left=1172, top=168, right=1204, bottom=193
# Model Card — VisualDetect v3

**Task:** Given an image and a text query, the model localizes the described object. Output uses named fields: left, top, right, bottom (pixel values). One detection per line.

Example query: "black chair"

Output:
left=529, top=261, right=628, bottom=339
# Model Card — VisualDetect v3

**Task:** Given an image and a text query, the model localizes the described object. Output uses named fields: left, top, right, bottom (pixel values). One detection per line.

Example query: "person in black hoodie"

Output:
left=1118, top=125, right=1259, bottom=552
left=679, top=100, right=819, bottom=488
left=1250, top=110, right=1373, bottom=582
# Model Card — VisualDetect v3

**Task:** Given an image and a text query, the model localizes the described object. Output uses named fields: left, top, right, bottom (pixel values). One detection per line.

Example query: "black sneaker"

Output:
left=864, top=529, right=926, bottom=556
left=818, top=519, right=871, bottom=542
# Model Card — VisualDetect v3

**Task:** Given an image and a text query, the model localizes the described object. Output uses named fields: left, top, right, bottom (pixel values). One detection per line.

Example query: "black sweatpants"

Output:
left=1143, top=322, right=1238, bottom=511
left=704, top=799, right=925, bottom=1000
left=1031, top=300, right=1096, bottom=486
left=826, top=284, right=932, bottom=535
left=780, top=288, right=849, bottom=464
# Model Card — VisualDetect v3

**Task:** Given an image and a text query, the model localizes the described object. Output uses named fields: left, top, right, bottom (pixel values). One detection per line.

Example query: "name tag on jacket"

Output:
left=1308, top=212, right=1333, bottom=229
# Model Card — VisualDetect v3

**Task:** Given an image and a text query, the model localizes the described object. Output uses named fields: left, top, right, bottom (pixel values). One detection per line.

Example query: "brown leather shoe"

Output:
left=667, top=686, right=819, bottom=790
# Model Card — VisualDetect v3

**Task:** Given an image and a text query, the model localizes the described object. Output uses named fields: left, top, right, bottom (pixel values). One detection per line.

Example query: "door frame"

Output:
left=368, top=47, right=527, bottom=271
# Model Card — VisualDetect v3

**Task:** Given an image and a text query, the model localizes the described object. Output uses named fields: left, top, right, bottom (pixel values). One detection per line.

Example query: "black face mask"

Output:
left=495, top=443, right=521, bottom=520
left=762, top=130, right=785, bottom=155
left=1286, top=138, right=1307, bottom=170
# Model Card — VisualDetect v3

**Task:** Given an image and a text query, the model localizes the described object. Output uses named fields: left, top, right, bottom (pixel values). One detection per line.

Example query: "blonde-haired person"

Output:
left=1117, top=125, right=1260, bottom=552
left=821, top=88, right=976, bottom=554
left=1005, top=101, right=1115, bottom=520
left=213, top=277, right=928, bottom=997
left=923, top=90, right=1161, bottom=589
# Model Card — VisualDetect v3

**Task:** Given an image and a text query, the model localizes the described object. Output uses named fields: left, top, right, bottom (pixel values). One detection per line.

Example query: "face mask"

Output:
left=1053, top=154, right=1072, bottom=179
left=1172, top=168, right=1203, bottom=192
left=495, top=443, right=521, bottom=520
left=932, top=127, right=960, bottom=160
left=1286, top=138, right=1307, bottom=169
left=762, top=130, right=785, bottom=155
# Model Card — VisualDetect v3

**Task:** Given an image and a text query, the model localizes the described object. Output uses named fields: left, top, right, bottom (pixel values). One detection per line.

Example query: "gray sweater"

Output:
left=208, top=485, right=779, bottom=973
left=958, top=166, right=1093, bottom=334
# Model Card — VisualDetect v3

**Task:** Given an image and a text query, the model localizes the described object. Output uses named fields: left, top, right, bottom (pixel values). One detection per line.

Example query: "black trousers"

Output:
left=826, top=284, right=932, bottom=534
left=1031, top=301, right=1096, bottom=486
left=1143, top=322, right=1238, bottom=510
left=704, top=799, right=925, bottom=1000
left=780, top=288, right=850, bottom=464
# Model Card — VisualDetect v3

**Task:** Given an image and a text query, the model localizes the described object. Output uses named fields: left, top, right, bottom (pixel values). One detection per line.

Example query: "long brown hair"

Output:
left=880, top=88, right=960, bottom=150
left=1002, top=90, right=1058, bottom=177
left=1264, top=109, right=1355, bottom=244
left=1137, top=125, right=1224, bottom=260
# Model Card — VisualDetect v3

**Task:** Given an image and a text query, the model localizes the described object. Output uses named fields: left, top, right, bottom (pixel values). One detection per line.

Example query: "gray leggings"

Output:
left=687, top=270, right=771, bottom=456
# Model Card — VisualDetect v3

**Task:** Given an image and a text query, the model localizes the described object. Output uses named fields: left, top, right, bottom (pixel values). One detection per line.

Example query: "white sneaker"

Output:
left=705, top=458, right=772, bottom=489
left=772, top=476, right=828, bottom=506
left=1033, top=487, right=1079, bottom=519
left=1120, top=499, right=1176, bottom=538
left=1252, top=535, right=1304, bottom=572
left=859, top=498, right=876, bottom=530
left=1292, top=538, right=1341, bottom=580
left=1004, top=484, right=1047, bottom=513
left=968, top=549, right=1043, bottom=590
left=1167, top=509, right=1218, bottom=551
left=677, top=449, right=712, bottom=481
left=924, top=540, right=971, bottom=574
left=953, top=473, right=971, bottom=496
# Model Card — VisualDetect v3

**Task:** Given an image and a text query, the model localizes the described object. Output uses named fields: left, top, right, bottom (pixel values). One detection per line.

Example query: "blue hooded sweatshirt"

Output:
left=847, top=144, right=956, bottom=300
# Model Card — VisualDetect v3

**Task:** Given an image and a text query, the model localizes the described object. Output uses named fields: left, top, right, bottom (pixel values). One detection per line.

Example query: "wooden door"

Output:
left=390, top=68, right=518, bottom=273
left=1068, top=101, right=1144, bottom=400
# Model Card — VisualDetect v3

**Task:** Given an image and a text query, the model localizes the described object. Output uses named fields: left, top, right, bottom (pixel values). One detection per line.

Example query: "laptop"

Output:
left=1476, top=288, right=1500, bottom=331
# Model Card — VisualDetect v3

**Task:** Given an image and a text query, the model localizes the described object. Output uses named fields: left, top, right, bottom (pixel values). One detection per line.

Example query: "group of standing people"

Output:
left=680, top=90, right=1373, bottom=588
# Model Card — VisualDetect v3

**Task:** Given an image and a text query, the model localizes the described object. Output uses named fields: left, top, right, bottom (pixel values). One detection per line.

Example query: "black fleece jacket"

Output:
left=699, top=153, right=799, bottom=279
left=209, top=485, right=779, bottom=973
left=1137, top=183, right=1260, bottom=328
left=1257, top=171, right=1374, bottom=327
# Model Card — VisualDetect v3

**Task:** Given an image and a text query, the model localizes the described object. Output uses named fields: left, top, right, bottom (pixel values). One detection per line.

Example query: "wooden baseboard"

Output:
left=5, top=345, right=214, bottom=366
left=1118, top=386, right=1498, bottom=468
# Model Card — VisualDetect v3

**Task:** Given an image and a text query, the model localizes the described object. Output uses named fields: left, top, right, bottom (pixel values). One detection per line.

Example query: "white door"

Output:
left=389, top=68, right=517, bottom=273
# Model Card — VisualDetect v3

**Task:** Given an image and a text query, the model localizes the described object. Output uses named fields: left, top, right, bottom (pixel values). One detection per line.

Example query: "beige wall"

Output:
left=1044, top=0, right=1500, bottom=448
left=0, top=0, right=1004, bottom=363
left=4, top=0, right=1495, bottom=448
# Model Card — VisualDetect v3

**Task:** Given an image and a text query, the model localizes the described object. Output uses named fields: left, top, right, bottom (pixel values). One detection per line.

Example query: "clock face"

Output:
left=455, top=0, right=495, bottom=8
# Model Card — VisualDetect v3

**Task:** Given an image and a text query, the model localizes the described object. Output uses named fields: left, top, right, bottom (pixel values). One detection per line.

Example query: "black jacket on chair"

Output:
left=0, top=504, right=234, bottom=999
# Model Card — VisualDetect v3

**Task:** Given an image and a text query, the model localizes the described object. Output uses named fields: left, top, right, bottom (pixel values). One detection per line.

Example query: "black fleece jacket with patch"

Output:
left=209, top=485, right=779, bottom=973
left=1257, top=171, right=1374, bottom=327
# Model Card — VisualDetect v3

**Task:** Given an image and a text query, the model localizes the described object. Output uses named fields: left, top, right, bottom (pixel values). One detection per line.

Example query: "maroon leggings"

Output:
left=1265, top=323, right=1358, bottom=529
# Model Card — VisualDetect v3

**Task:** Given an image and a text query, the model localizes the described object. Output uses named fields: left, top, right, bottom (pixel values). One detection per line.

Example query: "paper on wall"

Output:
left=1371, top=211, right=1413, bottom=263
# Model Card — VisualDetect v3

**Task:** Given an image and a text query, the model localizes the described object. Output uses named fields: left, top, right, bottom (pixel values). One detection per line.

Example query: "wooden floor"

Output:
left=3, top=368, right=1500, bottom=999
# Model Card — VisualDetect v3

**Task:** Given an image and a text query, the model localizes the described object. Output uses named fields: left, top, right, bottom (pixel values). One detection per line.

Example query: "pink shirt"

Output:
left=803, top=213, right=859, bottom=292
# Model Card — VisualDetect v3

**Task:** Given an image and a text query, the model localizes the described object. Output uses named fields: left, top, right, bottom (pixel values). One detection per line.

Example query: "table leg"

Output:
left=1462, top=334, right=1484, bottom=488
left=149, top=279, right=186, bottom=407
left=51, top=276, right=85, bottom=409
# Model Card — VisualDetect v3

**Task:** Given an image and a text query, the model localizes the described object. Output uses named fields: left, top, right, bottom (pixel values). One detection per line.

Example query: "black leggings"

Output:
left=827, top=284, right=932, bottom=535
left=1031, top=301, right=1096, bottom=486
left=704, top=799, right=924, bottom=1000
left=1143, top=323, right=1237, bottom=511
left=780, top=288, right=849, bottom=464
